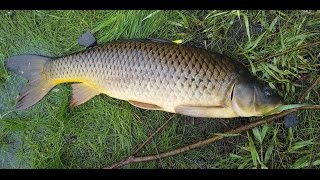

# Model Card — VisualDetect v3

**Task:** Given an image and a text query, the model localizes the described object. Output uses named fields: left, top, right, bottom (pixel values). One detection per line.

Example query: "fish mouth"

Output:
left=274, top=100, right=284, bottom=110
left=264, top=98, right=284, bottom=115
left=274, top=96, right=284, bottom=109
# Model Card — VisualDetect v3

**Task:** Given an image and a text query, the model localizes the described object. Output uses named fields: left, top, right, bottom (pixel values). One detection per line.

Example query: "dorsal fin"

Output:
left=145, top=38, right=173, bottom=44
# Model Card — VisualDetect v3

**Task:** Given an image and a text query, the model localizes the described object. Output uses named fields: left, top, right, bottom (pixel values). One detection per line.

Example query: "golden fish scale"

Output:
left=46, top=41, right=239, bottom=113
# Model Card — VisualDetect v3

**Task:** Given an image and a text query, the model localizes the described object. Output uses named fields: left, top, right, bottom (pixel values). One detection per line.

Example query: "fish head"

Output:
left=231, top=75, right=283, bottom=117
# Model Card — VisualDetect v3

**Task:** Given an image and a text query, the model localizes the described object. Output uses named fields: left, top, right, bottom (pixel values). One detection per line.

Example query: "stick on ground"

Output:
left=104, top=105, right=320, bottom=169
left=105, top=114, right=175, bottom=169
left=299, top=75, right=320, bottom=103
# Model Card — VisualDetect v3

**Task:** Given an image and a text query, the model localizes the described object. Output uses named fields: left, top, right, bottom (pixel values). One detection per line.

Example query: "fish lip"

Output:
left=276, top=100, right=284, bottom=109
left=269, top=92, right=284, bottom=108
left=275, top=96, right=285, bottom=108
left=270, top=98, right=284, bottom=114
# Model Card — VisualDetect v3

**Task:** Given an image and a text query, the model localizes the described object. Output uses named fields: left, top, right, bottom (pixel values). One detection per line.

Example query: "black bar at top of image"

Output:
left=0, top=0, right=319, bottom=10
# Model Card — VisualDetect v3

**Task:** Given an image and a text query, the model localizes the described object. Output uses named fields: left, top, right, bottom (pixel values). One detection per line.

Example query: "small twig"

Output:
left=294, top=73, right=312, bottom=83
left=247, top=41, right=320, bottom=66
left=299, top=75, right=320, bottom=103
left=315, top=91, right=320, bottom=102
left=133, top=114, right=176, bottom=155
left=105, top=114, right=175, bottom=169
left=104, top=105, right=320, bottom=169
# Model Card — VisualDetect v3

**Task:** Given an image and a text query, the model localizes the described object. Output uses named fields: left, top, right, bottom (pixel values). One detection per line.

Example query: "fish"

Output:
left=5, top=39, right=283, bottom=118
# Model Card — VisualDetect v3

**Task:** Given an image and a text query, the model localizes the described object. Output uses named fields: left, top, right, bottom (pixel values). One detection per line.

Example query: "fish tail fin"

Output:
left=5, top=55, right=56, bottom=110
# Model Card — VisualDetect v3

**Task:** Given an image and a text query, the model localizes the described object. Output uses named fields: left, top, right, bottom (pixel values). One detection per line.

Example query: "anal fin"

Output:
left=70, top=83, right=100, bottom=107
left=174, top=105, right=238, bottom=118
left=128, top=100, right=162, bottom=110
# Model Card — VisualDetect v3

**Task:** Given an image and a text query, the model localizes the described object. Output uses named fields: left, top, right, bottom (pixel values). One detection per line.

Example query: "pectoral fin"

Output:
left=128, top=100, right=162, bottom=110
left=174, top=105, right=237, bottom=118
left=70, top=83, right=100, bottom=107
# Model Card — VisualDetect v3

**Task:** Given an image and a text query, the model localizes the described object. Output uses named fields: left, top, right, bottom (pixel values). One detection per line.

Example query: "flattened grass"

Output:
left=0, top=10, right=319, bottom=169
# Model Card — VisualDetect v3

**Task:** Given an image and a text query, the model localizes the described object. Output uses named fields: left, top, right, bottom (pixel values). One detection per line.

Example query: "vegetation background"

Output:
left=0, top=10, right=319, bottom=169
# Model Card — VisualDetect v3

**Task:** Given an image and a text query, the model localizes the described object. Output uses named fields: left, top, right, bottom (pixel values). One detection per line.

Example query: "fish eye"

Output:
left=263, top=87, right=272, bottom=97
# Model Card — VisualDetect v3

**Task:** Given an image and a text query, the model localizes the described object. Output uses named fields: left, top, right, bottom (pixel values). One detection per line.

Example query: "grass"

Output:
left=0, top=10, right=319, bottom=169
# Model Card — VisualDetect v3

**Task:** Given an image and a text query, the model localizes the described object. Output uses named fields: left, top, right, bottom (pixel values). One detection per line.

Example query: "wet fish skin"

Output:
left=6, top=40, right=283, bottom=117
left=47, top=41, right=238, bottom=112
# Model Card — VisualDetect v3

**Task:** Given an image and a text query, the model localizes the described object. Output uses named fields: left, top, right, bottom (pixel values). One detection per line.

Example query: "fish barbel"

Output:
left=5, top=40, right=283, bottom=118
